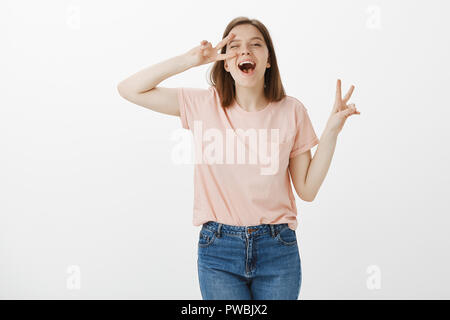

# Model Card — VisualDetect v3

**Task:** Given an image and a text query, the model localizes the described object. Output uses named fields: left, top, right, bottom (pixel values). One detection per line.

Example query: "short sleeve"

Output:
left=289, top=102, right=320, bottom=158
left=177, top=87, right=212, bottom=130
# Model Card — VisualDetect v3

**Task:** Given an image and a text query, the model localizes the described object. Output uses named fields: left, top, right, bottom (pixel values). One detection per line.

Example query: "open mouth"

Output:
left=238, top=61, right=256, bottom=76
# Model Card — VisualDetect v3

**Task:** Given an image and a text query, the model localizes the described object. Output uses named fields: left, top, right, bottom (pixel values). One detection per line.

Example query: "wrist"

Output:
left=179, top=52, right=197, bottom=70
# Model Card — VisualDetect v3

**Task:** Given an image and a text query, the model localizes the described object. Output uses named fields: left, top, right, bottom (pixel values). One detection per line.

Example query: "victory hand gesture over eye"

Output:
left=325, top=79, right=361, bottom=135
left=185, top=33, right=239, bottom=68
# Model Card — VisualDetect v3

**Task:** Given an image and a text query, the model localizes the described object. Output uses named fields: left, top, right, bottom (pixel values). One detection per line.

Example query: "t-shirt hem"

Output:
left=192, top=216, right=298, bottom=231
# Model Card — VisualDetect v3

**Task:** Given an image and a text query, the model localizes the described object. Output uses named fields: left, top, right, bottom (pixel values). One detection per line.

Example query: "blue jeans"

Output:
left=197, top=221, right=301, bottom=300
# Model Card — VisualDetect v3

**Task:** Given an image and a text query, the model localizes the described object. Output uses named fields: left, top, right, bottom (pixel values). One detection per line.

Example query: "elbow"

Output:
left=117, top=81, right=138, bottom=99
left=117, top=82, right=128, bottom=98
left=299, top=192, right=315, bottom=202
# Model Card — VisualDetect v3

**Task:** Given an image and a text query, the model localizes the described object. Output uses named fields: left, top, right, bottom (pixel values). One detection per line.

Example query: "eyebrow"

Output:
left=229, top=36, right=264, bottom=44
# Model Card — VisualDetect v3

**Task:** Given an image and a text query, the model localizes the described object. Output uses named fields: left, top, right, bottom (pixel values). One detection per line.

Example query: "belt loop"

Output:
left=270, top=224, right=275, bottom=238
left=216, top=223, right=222, bottom=238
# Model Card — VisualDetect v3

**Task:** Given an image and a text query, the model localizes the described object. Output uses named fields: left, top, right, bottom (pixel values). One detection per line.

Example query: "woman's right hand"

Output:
left=184, top=33, right=239, bottom=68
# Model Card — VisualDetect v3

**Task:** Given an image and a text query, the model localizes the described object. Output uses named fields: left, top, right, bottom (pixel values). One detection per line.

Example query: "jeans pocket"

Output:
left=198, top=227, right=216, bottom=248
left=275, top=225, right=297, bottom=246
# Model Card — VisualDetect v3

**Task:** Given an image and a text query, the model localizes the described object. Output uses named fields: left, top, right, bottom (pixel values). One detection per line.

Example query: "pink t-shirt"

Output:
left=177, top=86, right=319, bottom=230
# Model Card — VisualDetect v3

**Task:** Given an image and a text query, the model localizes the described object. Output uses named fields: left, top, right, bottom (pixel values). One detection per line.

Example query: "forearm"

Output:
left=117, top=53, right=194, bottom=94
left=303, top=129, right=338, bottom=201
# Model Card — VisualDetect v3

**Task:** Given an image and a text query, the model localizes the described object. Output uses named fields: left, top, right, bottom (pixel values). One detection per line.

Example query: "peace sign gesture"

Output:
left=325, top=79, right=360, bottom=135
left=185, top=33, right=239, bottom=68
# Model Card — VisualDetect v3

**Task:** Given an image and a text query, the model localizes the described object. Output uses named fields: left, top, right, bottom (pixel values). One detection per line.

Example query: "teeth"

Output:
left=238, top=60, right=255, bottom=67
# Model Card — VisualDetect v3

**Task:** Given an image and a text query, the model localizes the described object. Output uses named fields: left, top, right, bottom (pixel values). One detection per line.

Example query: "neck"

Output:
left=234, top=84, right=268, bottom=112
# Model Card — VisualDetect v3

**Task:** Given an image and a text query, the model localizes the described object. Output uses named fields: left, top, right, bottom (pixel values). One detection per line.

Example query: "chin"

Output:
left=234, top=76, right=263, bottom=88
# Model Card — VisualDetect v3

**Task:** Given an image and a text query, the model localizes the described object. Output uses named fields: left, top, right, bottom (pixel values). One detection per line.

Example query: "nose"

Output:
left=240, top=45, right=252, bottom=56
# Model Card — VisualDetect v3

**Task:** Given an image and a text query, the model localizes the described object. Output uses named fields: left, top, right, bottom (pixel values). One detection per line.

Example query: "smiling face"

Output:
left=224, top=24, right=271, bottom=88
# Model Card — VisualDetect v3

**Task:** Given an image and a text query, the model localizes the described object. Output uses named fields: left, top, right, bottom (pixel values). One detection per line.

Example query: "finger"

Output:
left=342, top=85, right=355, bottom=103
left=200, top=40, right=211, bottom=51
left=214, top=32, right=236, bottom=51
left=347, top=103, right=356, bottom=112
left=201, top=42, right=213, bottom=57
left=342, top=108, right=354, bottom=118
left=217, top=51, right=238, bottom=61
left=200, top=41, right=209, bottom=52
left=335, top=79, right=342, bottom=103
left=344, top=104, right=358, bottom=116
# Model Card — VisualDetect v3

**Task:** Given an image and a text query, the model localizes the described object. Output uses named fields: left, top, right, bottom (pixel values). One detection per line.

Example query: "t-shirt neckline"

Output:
left=232, top=98, right=273, bottom=115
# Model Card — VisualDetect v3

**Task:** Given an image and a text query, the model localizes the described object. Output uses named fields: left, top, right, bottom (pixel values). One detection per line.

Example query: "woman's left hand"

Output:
left=325, top=79, right=360, bottom=135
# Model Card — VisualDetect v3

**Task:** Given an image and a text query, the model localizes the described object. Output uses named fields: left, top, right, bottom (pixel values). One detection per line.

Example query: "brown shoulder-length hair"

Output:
left=207, top=17, right=286, bottom=108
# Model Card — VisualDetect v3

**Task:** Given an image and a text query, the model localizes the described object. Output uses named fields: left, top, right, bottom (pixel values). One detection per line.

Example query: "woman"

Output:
left=117, top=16, right=360, bottom=300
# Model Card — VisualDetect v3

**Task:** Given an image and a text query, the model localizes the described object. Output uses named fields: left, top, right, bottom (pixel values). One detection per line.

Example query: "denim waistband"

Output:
left=202, top=221, right=289, bottom=238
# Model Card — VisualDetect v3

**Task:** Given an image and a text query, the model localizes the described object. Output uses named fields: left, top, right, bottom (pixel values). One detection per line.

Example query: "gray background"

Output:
left=1, top=0, right=449, bottom=299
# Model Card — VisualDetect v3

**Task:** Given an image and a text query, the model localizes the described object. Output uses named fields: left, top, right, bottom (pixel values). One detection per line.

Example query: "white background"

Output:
left=1, top=0, right=449, bottom=299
